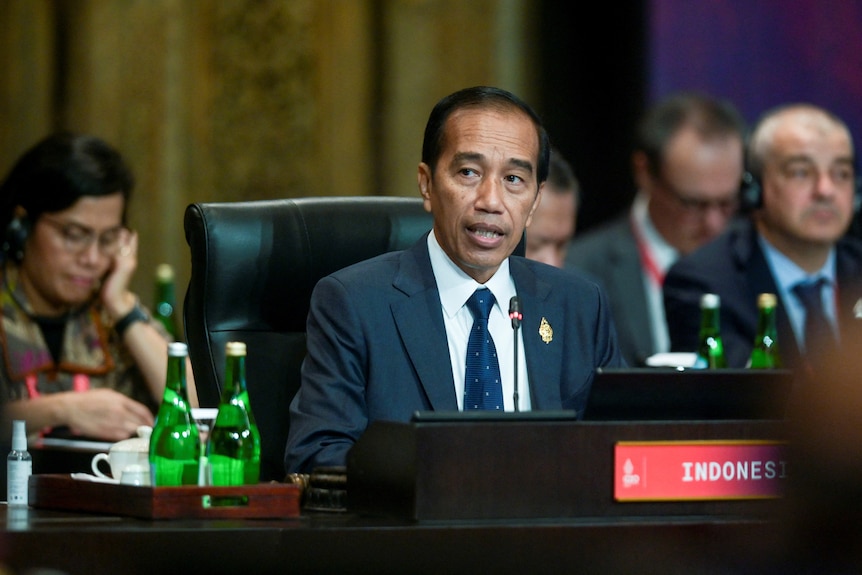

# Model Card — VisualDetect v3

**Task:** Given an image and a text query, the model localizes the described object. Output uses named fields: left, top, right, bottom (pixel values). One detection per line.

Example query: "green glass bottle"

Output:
left=749, top=293, right=781, bottom=369
left=149, top=342, right=200, bottom=486
left=206, top=342, right=261, bottom=486
left=153, top=263, right=178, bottom=338
left=695, top=293, right=727, bottom=369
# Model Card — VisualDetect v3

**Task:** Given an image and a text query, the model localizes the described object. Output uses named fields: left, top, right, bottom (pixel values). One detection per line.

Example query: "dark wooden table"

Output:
left=0, top=418, right=811, bottom=574
left=0, top=504, right=797, bottom=575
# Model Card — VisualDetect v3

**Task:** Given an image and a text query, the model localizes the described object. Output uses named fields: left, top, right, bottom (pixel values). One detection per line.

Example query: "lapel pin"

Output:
left=539, top=317, right=553, bottom=344
left=854, top=298, right=862, bottom=319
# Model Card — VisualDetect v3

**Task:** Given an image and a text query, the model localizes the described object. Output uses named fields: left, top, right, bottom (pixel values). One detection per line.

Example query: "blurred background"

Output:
left=1, top=0, right=860, bottom=320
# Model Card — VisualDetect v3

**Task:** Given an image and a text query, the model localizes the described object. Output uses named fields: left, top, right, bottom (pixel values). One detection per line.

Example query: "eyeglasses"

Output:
left=671, top=193, right=740, bottom=217
left=40, top=217, right=126, bottom=257
left=659, top=179, right=739, bottom=218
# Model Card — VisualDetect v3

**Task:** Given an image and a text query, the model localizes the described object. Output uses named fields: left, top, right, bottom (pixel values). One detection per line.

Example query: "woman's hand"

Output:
left=63, top=388, right=155, bottom=441
left=101, top=229, right=138, bottom=319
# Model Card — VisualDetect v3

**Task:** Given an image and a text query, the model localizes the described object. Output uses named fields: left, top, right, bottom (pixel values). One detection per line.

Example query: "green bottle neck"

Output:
left=154, top=279, right=178, bottom=337
left=699, top=307, right=721, bottom=336
left=755, top=306, right=778, bottom=339
left=222, top=354, right=247, bottom=398
left=155, top=280, right=176, bottom=305
left=166, top=355, right=188, bottom=395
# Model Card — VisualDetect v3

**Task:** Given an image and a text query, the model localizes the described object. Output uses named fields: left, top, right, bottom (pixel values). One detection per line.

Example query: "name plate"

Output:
left=614, top=440, right=787, bottom=502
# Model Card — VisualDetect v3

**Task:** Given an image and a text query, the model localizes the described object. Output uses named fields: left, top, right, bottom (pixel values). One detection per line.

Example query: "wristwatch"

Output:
left=114, top=302, right=150, bottom=337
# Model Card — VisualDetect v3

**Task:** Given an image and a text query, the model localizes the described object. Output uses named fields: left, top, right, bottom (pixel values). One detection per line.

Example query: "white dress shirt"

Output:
left=427, top=231, right=532, bottom=411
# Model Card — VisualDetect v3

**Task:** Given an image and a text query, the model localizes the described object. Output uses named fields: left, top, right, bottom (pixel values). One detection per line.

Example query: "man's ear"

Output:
left=418, top=163, right=433, bottom=212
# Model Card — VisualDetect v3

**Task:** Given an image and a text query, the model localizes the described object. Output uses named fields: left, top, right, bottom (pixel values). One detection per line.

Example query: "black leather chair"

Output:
left=183, top=196, right=433, bottom=481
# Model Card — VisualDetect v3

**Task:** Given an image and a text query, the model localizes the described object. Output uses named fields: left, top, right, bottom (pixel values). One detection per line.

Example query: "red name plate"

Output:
left=614, top=440, right=787, bottom=502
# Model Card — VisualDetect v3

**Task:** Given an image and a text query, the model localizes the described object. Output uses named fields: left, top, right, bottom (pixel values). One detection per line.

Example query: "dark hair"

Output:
left=546, top=147, right=580, bottom=201
left=421, top=86, right=551, bottom=185
left=635, top=92, right=747, bottom=178
left=0, top=132, right=135, bottom=234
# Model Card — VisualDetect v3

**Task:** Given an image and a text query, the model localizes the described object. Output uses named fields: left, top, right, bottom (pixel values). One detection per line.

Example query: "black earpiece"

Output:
left=738, top=171, right=762, bottom=212
left=739, top=170, right=862, bottom=213
left=3, top=216, right=30, bottom=262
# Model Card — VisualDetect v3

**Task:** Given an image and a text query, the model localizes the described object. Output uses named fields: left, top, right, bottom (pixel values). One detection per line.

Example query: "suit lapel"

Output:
left=391, top=238, right=458, bottom=411
left=510, top=258, right=563, bottom=410
left=836, top=238, right=862, bottom=339
left=607, top=225, right=655, bottom=360
left=390, top=243, right=575, bottom=412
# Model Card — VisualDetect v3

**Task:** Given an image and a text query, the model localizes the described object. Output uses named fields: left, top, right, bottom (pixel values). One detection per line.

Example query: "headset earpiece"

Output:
left=740, top=170, right=862, bottom=214
left=3, top=215, right=30, bottom=262
left=739, top=171, right=762, bottom=212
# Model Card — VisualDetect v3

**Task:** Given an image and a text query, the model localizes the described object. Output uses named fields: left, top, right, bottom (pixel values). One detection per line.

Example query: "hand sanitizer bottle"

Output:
left=7, top=420, right=32, bottom=506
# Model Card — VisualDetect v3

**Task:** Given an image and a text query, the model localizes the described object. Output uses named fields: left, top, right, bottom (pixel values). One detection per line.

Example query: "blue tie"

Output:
left=792, top=278, right=837, bottom=364
left=464, top=289, right=504, bottom=410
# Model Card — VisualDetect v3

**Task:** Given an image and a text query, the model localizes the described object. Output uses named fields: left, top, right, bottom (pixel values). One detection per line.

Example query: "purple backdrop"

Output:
left=650, top=0, right=862, bottom=146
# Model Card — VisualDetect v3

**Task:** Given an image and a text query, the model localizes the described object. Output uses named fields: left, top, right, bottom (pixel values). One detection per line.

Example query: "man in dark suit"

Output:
left=285, top=86, right=624, bottom=474
left=664, top=103, right=862, bottom=373
left=565, top=93, right=746, bottom=366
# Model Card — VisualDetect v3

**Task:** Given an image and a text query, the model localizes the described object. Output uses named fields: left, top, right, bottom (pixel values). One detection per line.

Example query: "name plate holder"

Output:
left=614, top=440, right=786, bottom=502
left=347, top=418, right=786, bottom=521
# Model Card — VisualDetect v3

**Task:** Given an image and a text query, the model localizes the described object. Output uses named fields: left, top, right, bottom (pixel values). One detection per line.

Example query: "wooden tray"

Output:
left=28, top=474, right=301, bottom=520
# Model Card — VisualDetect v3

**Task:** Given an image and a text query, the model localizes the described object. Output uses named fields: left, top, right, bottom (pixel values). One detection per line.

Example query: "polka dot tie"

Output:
left=464, top=289, right=504, bottom=410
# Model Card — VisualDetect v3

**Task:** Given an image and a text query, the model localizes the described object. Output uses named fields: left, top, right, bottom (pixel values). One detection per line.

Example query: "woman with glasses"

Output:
left=0, top=132, right=197, bottom=442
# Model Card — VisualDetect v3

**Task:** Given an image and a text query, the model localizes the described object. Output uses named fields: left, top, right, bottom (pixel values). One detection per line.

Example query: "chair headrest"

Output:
left=185, top=197, right=433, bottom=333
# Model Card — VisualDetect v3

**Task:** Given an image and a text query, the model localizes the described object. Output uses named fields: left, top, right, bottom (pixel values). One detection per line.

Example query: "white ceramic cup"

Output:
left=118, top=463, right=150, bottom=486
left=90, top=426, right=152, bottom=481
left=91, top=450, right=149, bottom=481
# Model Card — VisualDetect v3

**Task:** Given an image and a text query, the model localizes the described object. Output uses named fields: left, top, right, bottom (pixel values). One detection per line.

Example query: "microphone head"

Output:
left=509, top=296, right=522, bottom=329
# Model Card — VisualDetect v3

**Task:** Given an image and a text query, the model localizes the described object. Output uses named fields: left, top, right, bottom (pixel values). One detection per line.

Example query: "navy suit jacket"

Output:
left=285, top=235, right=624, bottom=473
left=664, top=218, right=862, bottom=371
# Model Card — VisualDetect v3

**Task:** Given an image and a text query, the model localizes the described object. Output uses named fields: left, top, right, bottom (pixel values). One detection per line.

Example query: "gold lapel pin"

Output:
left=539, top=317, right=553, bottom=344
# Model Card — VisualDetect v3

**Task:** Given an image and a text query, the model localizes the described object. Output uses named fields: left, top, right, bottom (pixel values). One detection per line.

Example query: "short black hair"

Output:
left=421, top=86, right=551, bottom=185
left=546, top=147, right=580, bottom=201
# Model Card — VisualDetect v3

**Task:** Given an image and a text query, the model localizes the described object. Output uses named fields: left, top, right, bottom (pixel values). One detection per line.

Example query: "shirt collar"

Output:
left=631, top=190, right=679, bottom=272
left=427, top=230, right=514, bottom=319
left=757, top=233, right=836, bottom=290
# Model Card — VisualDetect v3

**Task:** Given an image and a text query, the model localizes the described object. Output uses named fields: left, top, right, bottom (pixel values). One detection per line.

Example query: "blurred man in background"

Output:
left=663, top=103, right=862, bottom=372
left=566, top=92, right=747, bottom=366
left=525, top=148, right=580, bottom=268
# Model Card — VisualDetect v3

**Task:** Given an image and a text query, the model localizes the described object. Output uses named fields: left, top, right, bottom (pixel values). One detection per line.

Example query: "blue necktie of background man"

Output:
left=792, top=278, right=838, bottom=367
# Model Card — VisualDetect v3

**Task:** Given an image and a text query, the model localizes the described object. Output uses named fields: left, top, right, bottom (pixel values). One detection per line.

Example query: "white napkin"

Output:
left=644, top=352, right=699, bottom=369
left=70, top=473, right=119, bottom=485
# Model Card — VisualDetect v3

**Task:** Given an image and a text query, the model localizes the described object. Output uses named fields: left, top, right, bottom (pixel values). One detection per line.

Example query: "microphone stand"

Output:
left=509, top=296, right=522, bottom=412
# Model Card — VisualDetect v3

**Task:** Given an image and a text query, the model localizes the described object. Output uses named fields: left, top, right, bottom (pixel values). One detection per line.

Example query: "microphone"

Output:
left=509, top=296, right=522, bottom=412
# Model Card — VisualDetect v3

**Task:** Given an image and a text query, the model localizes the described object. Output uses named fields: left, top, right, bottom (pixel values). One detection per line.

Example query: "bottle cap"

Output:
left=11, top=420, right=27, bottom=451
left=700, top=293, right=720, bottom=309
left=156, top=263, right=175, bottom=282
left=758, top=293, right=777, bottom=308
left=225, top=341, right=247, bottom=356
left=168, top=342, right=189, bottom=357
